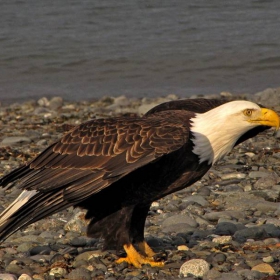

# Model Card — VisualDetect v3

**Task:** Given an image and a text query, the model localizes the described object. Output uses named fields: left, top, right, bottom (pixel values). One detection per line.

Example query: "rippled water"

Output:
left=0, top=0, right=280, bottom=104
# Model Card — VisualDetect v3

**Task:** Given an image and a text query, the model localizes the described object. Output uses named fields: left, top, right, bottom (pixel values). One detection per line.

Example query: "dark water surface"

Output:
left=1, top=0, right=280, bottom=104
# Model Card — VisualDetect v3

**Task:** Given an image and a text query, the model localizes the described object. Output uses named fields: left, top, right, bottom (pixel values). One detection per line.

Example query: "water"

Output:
left=1, top=0, right=280, bottom=104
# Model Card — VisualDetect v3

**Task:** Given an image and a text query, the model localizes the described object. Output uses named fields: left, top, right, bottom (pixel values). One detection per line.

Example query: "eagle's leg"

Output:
left=116, top=243, right=164, bottom=268
left=137, top=240, right=156, bottom=258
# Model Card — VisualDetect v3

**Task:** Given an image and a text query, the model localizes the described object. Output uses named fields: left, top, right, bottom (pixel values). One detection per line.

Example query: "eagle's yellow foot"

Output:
left=138, top=240, right=168, bottom=262
left=138, top=240, right=157, bottom=258
left=116, top=244, right=164, bottom=268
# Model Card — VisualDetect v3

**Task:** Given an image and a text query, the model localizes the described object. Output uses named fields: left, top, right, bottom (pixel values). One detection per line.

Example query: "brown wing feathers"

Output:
left=1, top=112, right=190, bottom=195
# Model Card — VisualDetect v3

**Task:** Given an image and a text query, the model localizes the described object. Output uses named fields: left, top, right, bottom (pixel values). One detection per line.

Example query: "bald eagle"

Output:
left=0, top=99, right=279, bottom=268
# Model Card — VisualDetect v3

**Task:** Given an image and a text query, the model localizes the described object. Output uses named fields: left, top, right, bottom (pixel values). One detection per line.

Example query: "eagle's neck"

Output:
left=190, top=108, right=252, bottom=165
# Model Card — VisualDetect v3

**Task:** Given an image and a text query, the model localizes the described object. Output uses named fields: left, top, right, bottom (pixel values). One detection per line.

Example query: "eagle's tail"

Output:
left=0, top=189, right=67, bottom=242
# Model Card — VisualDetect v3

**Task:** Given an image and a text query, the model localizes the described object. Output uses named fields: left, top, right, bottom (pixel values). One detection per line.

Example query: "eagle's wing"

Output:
left=145, top=98, right=227, bottom=115
left=0, top=111, right=192, bottom=241
left=1, top=111, right=191, bottom=204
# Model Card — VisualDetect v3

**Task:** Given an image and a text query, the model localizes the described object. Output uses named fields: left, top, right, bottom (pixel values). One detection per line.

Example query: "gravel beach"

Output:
left=0, top=89, right=280, bottom=280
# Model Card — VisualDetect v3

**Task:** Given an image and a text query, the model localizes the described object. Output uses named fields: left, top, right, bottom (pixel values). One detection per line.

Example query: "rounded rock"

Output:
left=0, top=274, right=17, bottom=280
left=1, top=136, right=31, bottom=146
left=215, top=222, right=238, bottom=235
left=212, top=235, right=232, bottom=245
left=262, top=256, right=274, bottom=263
left=49, top=96, right=63, bottom=110
left=49, top=267, right=67, bottom=277
left=251, top=263, right=275, bottom=275
left=18, top=274, right=33, bottom=280
left=179, top=259, right=210, bottom=278
left=67, top=267, right=91, bottom=280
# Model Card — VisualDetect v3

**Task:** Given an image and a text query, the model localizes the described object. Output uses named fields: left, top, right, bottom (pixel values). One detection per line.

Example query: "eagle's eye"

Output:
left=243, top=109, right=253, bottom=117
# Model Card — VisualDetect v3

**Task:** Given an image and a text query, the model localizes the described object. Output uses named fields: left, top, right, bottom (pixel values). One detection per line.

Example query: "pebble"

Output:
left=67, top=267, right=92, bottom=280
left=177, top=245, right=189, bottom=251
left=49, top=96, right=64, bottom=110
left=0, top=274, right=17, bottom=280
left=162, top=214, right=198, bottom=228
left=212, top=235, right=232, bottom=245
left=182, top=194, right=209, bottom=207
left=233, top=226, right=268, bottom=243
left=1, top=136, right=31, bottom=146
left=0, top=92, right=279, bottom=279
left=251, top=263, right=276, bottom=275
left=18, top=274, right=33, bottom=280
left=263, top=256, right=275, bottom=263
left=214, top=222, right=240, bottom=235
left=49, top=267, right=68, bottom=277
left=179, top=259, right=210, bottom=278
left=220, top=172, right=246, bottom=180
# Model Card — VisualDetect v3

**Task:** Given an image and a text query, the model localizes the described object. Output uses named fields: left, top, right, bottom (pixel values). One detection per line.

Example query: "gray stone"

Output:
left=36, top=139, right=48, bottom=146
left=249, top=171, right=270, bottom=179
left=162, top=214, right=198, bottom=228
left=182, top=194, right=209, bottom=207
left=255, top=201, right=279, bottom=212
left=5, top=263, right=23, bottom=275
left=215, top=222, right=238, bottom=235
left=233, top=227, right=268, bottom=243
left=236, top=269, right=266, bottom=280
left=204, top=268, right=222, bottom=279
left=29, top=245, right=52, bottom=256
left=0, top=274, right=17, bottom=280
left=265, top=218, right=280, bottom=227
left=37, top=97, right=50, bottom=107
left=254, top=177, right=276, bottom=189
left=17, top=242, right=36, bottom=253
left=254, top=87, right=280, bottom=107
left=70, top=236, right=87, bottom=247
left=204, top=210, right=245, bottom=222
left=260, top=223, right=280, bottom=238
left=67, top=267, right=91, bottom=280
left=113, top=95, right=130, bottom=106
left=223, top=185, right=244, bottom=192
left=1, top=136, right=31, bottom=146
left=162, top=223, right=197, bottom=234
left=49, top=96, right=63, bottom=110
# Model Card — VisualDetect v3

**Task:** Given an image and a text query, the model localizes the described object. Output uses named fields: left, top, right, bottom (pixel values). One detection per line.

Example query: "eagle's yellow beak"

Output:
left=254, top=108, right=280, bottom=131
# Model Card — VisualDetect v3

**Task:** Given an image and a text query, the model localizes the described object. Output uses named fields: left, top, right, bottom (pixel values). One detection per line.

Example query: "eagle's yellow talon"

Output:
left=116, top=244, right=164, bottom=268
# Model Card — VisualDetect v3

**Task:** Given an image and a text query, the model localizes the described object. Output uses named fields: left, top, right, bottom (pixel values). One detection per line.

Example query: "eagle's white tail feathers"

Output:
left=0, top=190, right=38, bottom=227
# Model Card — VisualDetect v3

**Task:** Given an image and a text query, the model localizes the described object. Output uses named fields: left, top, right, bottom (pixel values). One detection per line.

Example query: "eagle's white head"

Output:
left=190, top=100, right=279, bottom=165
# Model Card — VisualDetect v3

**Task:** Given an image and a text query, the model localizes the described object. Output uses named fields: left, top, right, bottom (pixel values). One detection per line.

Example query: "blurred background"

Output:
left=1, top=0, right=280, bottom=104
